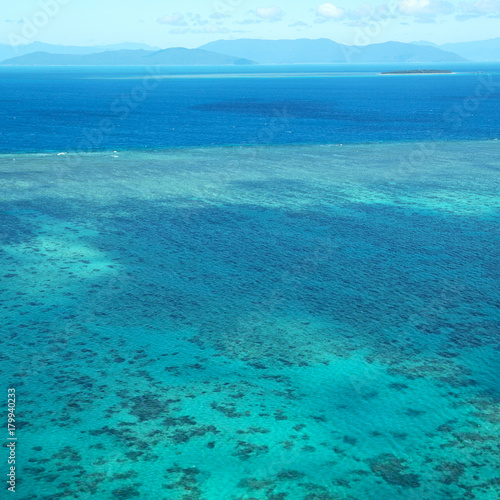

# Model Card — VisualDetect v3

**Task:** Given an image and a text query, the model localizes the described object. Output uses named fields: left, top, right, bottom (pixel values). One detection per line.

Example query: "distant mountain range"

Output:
left=0, top=37, right=498, bottom=66
left=200, top=39, right=465, bottom=64
left=0, top=48, right=255, bottom=66
left=440, top=38, right=500, bottom=62
left=410, top=38, right=500, bottom=61
left=0, top=42, right=160, bottom=63
left=410, top=41, right=440, bottom=48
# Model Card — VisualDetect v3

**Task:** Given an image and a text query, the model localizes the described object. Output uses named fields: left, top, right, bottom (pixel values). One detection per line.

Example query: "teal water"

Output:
left=1, top=141, right=499, bottom=499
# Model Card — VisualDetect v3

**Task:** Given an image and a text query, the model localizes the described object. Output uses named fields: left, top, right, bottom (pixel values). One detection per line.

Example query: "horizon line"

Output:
left=2, top=36, right=499, bottom=49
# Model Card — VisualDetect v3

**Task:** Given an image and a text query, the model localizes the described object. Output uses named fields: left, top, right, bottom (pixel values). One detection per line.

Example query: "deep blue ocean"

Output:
left=0, top=62, right=499, bottom=152
left=0, top=63, right=499, bottom=499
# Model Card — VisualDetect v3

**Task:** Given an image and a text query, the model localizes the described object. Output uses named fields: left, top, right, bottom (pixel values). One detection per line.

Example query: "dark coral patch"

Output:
left=367, top=453, right=421, bottom=488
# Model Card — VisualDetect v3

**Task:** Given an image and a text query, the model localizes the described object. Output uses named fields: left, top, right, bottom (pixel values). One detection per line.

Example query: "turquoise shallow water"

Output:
left=0, top=141, right=499, bottom=499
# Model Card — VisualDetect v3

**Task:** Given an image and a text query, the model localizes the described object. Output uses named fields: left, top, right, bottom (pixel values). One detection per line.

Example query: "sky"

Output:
left=1, top=0, right=499, bottom=48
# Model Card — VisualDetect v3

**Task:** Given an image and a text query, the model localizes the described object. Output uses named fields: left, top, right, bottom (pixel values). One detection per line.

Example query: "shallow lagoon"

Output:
left=0, top=141, right=499, bottom=499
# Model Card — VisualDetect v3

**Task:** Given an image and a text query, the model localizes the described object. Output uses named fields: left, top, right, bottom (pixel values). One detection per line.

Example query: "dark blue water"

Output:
left=1, top=63, right=499, bottom=153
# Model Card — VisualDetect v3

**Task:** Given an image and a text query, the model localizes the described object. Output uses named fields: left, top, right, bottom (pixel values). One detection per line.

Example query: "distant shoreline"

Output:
left=381, top=70, right=454, bottom=75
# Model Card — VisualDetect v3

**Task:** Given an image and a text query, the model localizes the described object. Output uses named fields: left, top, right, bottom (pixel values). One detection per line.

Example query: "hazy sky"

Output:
left=2, top=0, right=499, bottom=47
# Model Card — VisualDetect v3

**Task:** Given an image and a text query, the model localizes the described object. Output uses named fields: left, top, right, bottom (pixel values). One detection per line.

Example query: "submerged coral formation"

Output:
left=0, top=142, right=499, bottom=499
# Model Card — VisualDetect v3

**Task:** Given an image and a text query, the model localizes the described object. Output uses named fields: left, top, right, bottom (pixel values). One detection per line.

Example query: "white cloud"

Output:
left=460, top=0, right=500, bottom=13
left=398, top=0, right=454, bottom=17
left=157, top=13, right=187, bottom=26
left=316, top=3, right=346, bottom=19
left=255, top=6, right=283, bottom=19
left=348, top=3, right=374, bottom=19
left=398, top=0, right=430, bottom=14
